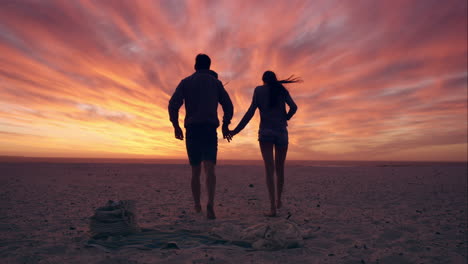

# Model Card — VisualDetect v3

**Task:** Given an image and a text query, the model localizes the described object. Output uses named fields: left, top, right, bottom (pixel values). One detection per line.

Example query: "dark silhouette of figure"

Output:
left=208, top=70, right=218, bottom=79
left=168, top=54, right=233, bottom=219
left=230, top=71, right=300, bottom=217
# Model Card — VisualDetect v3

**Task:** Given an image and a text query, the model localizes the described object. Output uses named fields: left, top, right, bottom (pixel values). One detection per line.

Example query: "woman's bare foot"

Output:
left=263, top=210, right=277, bottom=217
left=206, top=204, right=216, bottom=219
left=276, top=200, right=282, bottom=209
left=194, top=204, right=202, bottom=213
left=264, top=207, right=277, bottom=217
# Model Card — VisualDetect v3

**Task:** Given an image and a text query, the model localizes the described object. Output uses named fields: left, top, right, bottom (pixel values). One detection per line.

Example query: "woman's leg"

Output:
left=260, top=141, right=276, bottom=216
left=274, top=144, right=288, bottom=208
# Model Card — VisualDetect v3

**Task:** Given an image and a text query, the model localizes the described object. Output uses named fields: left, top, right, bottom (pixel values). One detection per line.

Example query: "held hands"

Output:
left=222, top=124, right=232, bottom=142
left=228, top=129, right=238, bottom=139
left=222, top=124, right=239, bottom=142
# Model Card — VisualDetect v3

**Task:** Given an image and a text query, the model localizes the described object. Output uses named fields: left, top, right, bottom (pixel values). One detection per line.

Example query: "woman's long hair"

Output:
left=262, top=71, right=302, bottom=107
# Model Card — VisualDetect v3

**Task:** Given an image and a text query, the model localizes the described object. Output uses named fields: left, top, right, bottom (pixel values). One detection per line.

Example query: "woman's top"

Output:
left=234, top=84, right=297, bottom=133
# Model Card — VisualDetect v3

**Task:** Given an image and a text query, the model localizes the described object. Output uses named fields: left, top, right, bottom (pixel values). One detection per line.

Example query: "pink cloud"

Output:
left=0, top=0, right=466, bottom=161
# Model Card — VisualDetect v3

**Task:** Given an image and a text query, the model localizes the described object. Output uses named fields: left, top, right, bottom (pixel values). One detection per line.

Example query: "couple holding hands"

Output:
left=168, top=54, right=300, bottom=219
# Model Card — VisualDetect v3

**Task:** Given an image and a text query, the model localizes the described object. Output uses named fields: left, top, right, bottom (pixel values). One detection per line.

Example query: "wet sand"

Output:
left=0, top=161, right=466, bottom=263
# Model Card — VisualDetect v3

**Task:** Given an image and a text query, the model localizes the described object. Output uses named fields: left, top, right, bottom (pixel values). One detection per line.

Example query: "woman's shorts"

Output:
left=258, top=127, right=288, bottom=146
left=185, top=124, right=218, bottom=166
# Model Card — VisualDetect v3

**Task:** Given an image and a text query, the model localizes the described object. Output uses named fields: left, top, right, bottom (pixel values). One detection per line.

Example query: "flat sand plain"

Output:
left=0, top=161, right=466, bottom=264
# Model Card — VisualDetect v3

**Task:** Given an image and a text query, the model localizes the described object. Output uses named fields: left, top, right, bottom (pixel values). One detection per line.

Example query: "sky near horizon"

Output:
left=0, top=0, right=467, bottom=161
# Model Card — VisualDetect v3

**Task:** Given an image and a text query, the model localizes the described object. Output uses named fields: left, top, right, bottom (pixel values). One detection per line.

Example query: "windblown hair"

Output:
left=262, top=71, right=302, bottom=107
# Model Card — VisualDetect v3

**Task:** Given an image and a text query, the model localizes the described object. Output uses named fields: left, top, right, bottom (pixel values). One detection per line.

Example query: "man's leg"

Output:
left=203, top=161, right=216, bottom=219
left=260, top=141, right=276, bottom=217
left=186, top=125, right=203, bottom=213
left=191, top=165, right=202, bottom=212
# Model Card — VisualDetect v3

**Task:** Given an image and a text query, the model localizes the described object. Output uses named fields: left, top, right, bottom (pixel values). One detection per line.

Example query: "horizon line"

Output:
left=0, top=155, right=466, bottom=164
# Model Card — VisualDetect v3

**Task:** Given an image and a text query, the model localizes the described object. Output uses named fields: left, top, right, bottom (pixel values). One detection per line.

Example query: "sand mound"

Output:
left=211, top=220, right=305, bottom=251
left=85, top=220, right=305, bottom=252
left=89, top=200, right=140, bottom=239
left=241, top=220, right=304, bottom=250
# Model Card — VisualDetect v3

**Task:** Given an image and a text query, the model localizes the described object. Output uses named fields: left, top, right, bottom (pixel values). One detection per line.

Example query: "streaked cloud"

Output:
left=0, top=0, right=466, bottom=161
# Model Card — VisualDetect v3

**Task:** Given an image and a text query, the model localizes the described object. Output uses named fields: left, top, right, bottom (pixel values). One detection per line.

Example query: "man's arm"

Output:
left=168, top=80, right=184, bottom=140
left=218, top=82, right=234, bottom=141
left=218, top=83, right=233, bottom=126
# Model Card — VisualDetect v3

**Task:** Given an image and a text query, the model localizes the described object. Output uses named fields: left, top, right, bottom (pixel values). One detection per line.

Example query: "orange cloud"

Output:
left=0, top=0, right=466, bottom=161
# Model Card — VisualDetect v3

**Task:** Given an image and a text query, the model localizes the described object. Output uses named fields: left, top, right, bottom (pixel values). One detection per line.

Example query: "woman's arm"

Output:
left=233, top=90, right=258, bottom=134
left=285, top=92, right=297, bottom=120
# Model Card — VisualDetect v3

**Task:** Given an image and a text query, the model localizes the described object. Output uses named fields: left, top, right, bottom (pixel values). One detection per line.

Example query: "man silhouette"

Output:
left=168, top=54, right=233, bottom=219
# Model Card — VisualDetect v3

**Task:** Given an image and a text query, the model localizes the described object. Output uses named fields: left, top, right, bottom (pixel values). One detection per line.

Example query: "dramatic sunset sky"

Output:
left=0, top=0, right=467, bottom=161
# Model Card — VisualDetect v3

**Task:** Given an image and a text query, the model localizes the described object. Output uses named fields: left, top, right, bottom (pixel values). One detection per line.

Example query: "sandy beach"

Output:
left=0, top=161, right=466, bottom=264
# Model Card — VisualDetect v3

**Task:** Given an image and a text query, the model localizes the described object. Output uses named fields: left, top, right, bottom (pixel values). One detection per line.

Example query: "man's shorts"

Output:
left=258, top=127, right=288, bottom=146
left=186, top=124, right=218, bottom=166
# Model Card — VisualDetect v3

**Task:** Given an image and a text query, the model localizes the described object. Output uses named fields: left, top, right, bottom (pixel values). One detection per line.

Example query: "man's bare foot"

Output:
left=194, top=204, right=202, bottom=213
left=206, top=204, right=216, bottom=219
left=263, top=208, right=277, bottom=217
left=263, top=207, right=276, bottom=217
left=276, top=200, right=282, bottom=209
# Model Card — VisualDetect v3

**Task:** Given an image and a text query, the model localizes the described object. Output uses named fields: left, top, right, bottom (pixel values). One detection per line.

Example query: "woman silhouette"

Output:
left=230, top=71, right=300, bottom=216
